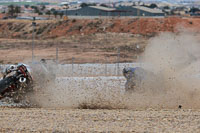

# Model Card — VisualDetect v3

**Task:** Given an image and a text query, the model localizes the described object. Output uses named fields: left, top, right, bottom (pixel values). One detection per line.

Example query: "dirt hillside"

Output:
left=0, top=17, right=200, bottom=39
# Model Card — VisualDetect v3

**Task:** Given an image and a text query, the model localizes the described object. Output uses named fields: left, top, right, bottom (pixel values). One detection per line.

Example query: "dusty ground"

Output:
left=0, top=108, right=199, bottom=132
left=0, top=33, right=147, bottom=64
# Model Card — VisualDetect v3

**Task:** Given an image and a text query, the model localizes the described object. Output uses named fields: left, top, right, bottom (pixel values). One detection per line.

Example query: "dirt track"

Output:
left=0, top=108, right=199, bottom=132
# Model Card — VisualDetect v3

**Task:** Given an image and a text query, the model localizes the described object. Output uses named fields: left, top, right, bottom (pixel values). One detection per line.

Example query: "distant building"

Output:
left=190, top=11, right=200, bottom=16
left=65, top=6, right=116, bottom=16
left=63, top=5, right=165, bottom=17
left=60, top=1, right=82, bottom=6
left=170, top=6, right=189, bottom=16
left=116, top=6, right=165, bottom=16
left=0, top=6, right=8, bottom=13
left=133, top=6, right=165, bottom=16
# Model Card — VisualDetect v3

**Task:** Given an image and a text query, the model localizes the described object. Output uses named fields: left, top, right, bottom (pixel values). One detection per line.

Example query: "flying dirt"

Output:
left=122, top=31, right=200, bottom=109
left=26, top=30, right=200, bottom=109
left=1, top=30, right=200, bottom=109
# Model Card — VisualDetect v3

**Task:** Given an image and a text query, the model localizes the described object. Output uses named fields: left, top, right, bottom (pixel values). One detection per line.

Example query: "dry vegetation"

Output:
left=0, top=33, right=147, bottom=64
left=0, top=17, right=200, bottom=39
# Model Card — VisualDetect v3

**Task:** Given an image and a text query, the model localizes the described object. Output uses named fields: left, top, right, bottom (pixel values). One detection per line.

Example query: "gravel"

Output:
left=0, top=108, right=200, bottom=132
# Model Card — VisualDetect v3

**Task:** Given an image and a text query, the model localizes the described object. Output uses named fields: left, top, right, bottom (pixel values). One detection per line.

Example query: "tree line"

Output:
left=7, top=5, right=64, bottom=19
left=8, top=5, right=21, bottom=17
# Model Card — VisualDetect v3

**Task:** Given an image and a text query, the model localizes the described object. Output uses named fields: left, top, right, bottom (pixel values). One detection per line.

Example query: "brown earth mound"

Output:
left=0, top=17, right=200, bottom=39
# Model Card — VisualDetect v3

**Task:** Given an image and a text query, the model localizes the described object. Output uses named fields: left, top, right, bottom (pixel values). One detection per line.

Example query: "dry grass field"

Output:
left=0, top=33, right=147, bottom=64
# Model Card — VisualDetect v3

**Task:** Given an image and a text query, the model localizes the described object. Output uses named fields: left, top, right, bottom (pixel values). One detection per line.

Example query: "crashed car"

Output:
left=0, top=64, right=33, bottom=102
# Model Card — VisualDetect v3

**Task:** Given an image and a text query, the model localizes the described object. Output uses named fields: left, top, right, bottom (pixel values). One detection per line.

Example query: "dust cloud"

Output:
left=131, top=31, right=200, bottom=109
left=30, top=31, right=200, bottom=109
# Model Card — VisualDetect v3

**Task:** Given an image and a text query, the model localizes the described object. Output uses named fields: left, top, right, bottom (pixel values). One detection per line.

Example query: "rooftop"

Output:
left=133, top=6, right=164, bottom=14
left=90, top=6, right=116, bottom=11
